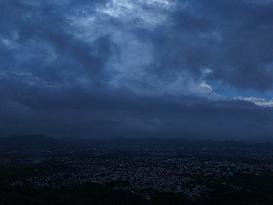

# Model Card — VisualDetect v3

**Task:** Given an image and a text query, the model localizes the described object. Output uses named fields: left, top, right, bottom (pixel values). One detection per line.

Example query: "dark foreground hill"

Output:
left=0, top=183, right=194, bottom=205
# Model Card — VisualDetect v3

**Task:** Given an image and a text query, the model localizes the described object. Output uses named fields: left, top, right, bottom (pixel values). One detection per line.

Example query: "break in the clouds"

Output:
left=0, top=0, right=273, bottom=140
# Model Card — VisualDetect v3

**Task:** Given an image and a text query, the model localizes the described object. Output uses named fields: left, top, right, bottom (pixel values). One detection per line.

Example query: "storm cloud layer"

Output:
left=0, top=0, right=273, bottom=140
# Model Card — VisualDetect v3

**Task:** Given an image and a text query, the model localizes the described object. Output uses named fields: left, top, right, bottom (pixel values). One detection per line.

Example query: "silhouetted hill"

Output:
left=1, top=135, right=272, bottom=151
left=72, top=137, right=273, bottom=151
left=0, top=135, right=62, bottom=151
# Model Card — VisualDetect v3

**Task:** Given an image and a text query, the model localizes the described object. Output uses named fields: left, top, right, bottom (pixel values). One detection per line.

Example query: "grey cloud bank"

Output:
left=0, top=0, right=273, bottom=140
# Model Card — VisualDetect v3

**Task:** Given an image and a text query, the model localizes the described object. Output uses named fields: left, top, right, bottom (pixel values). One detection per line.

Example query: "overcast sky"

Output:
left=1, top=0, right=273, bottom=140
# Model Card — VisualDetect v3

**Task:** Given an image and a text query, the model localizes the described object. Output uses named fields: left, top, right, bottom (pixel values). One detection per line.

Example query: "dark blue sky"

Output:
left=0, top=0, right=273, bottom=140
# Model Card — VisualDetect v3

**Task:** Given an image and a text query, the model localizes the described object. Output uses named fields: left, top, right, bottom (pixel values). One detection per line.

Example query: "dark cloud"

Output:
left=152, top=0, right=273, bottom=90
left=0, top=0, right=115, bottom=86
left=0, top=0, right=273, bottom=140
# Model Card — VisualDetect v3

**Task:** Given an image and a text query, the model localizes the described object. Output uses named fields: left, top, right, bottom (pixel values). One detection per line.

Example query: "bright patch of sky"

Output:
left=97, top=0, right=176, bottom=29
left=234, top=97, right=273, bottom=107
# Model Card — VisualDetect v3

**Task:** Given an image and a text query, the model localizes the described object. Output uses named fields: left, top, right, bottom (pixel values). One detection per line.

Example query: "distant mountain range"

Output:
left=0, top=135, right=272, bottom=151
